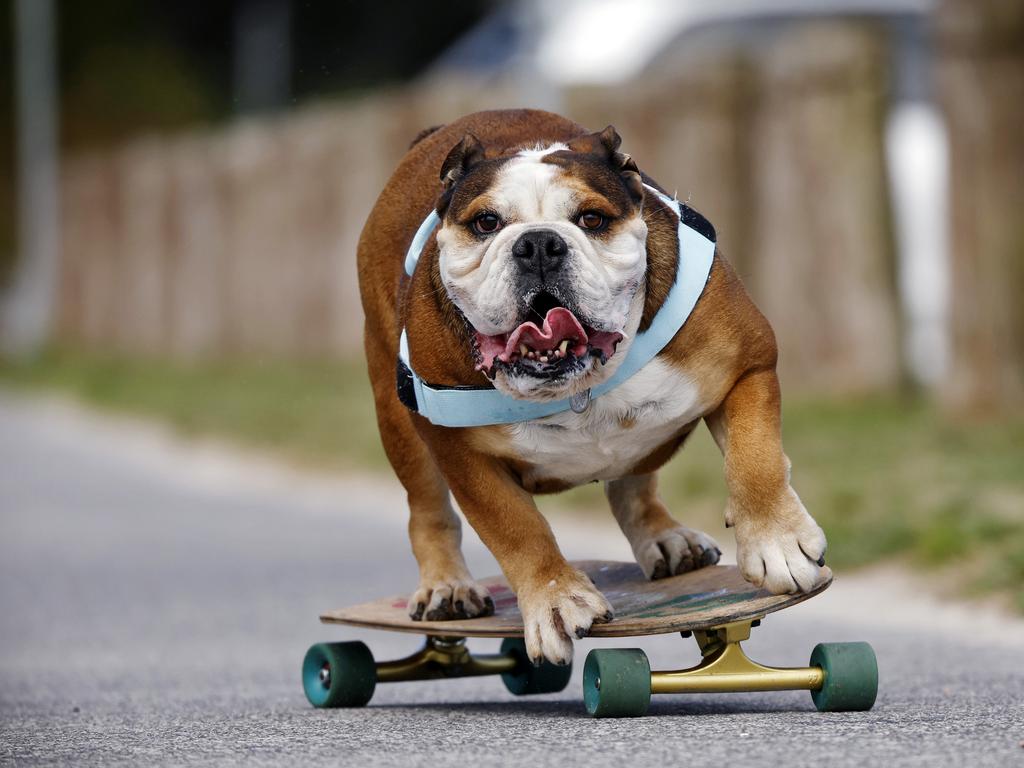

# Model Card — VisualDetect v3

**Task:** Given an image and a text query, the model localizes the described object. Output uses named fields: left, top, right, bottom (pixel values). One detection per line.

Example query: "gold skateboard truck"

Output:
left=584, top=617, right=877, bottom=716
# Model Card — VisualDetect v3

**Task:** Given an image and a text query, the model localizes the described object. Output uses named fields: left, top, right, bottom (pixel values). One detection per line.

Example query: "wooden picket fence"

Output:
left=55, top=20, right=904, bottom=395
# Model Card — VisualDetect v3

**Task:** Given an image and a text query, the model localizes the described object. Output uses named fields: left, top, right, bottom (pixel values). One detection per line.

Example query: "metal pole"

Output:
left=3, top=0, right=60, bottom=356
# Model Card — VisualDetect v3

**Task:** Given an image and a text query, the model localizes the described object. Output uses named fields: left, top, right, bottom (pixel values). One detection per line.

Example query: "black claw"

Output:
left=410, top=602, right=425, bottom=621
left=701, top=548, right=720, bottom=567
left=816, top=555, right=826, bottom=567
left=531, top=655, right=543, bottom=668
left=602, top=610, right=614, bottom=622
left=651, top=559, right=669, bottom=580
left=556, top=658, right=570, bottom=667
left=575, top=626, right=587, bottom=639
left=454, top=600, right=466, bottom=617
left=482, top=596, right=495, bottom=616
left=425, top=597, right=452, bottom=621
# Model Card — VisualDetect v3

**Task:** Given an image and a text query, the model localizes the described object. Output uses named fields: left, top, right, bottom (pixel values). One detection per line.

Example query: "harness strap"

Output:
left=396, top=185, right=715, bottom=428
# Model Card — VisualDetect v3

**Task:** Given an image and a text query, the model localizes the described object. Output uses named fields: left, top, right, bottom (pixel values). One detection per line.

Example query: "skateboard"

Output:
left=303, top=560, right=878, bottom=717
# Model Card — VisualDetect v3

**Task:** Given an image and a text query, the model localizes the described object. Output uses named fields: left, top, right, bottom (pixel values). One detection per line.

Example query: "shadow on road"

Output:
left=369, top=697, right=822, bottom=719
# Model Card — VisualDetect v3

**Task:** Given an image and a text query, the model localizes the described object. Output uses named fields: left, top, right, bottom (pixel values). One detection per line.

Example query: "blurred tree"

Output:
left=936, top=0, right=1024, bottom=413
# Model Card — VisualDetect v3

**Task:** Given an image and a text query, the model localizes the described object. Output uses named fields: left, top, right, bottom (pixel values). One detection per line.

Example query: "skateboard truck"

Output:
left=651, top=618, right=824, bottom=695
left=303, top=635, right=572, bottom=708
left=375, top=636, right=517, bottom=682
left=584, top=618, right=877, bottom=717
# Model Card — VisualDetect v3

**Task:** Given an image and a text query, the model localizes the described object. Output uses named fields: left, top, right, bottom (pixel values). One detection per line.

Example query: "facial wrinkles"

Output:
left=600, top=224, right=648, bottom=271
left=437, top=231, right=482, bottom=279
left=438, top=145, right=648, bottom=340
left=500, top=156, right=643, bottom=304
left=573, top=229, right=645, bottom=302
left=493, top=158, right=572, bottom=224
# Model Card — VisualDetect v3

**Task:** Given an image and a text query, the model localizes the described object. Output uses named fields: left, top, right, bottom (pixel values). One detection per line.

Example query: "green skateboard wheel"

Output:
left=302, top=641, right=377, bottom=708
left=583, top=648, right=651, bottom=717
left=499, top=637, right=573, bottom=695
left=810, top=642, right=878, bottom=712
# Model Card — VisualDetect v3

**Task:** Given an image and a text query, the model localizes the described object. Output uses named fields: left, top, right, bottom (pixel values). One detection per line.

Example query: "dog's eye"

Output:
left=472, top=213, right=502, bottom=235
left=577, top=212, right=606, bottom=231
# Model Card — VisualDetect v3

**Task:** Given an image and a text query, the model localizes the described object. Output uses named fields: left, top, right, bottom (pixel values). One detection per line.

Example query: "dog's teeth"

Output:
left=519, top=344, right=528, bottom=358
left=559, top=340, right=569, bottom=354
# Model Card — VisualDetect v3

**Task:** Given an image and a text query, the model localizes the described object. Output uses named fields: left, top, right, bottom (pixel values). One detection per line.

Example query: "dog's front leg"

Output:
left=434, top=445, right=613, bottom=665
left=606, top=473, right=722, bottom=579
left=706, top=369, right=829, bottom=594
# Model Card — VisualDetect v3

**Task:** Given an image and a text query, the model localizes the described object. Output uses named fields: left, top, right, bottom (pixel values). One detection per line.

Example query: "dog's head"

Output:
left=434, top=126, right=651, bottom=401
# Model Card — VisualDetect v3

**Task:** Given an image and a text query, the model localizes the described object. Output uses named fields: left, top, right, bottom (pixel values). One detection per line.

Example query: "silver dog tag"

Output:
left=570, top=388, right=592, bottom=414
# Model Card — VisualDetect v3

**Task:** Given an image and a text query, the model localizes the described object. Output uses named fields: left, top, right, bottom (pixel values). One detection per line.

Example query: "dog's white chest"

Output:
left=502, top=358, right=705, bottom=485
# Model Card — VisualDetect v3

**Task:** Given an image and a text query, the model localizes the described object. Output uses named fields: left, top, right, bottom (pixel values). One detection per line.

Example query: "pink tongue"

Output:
left=504, top=307, right=587, bottom=357
left=473, top=307, right=624, bottom=372
left=474, top=308, right=588, bottom=371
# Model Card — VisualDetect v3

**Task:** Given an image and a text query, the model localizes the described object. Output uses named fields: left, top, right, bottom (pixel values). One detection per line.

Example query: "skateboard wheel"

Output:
left=499, top=638, right=573, bottom=695
left=302, top=641, right=376, bottom=708
left=810, top=642, right=878, bottom=712
left=583, top=649, right=651, bottom=718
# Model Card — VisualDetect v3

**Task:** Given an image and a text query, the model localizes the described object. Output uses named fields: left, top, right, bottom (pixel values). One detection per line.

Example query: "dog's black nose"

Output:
left=512, top=229, right=568, bottom=276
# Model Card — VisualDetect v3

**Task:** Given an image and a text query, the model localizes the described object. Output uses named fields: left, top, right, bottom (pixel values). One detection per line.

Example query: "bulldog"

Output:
left=357, top=109, right=828, bottom=665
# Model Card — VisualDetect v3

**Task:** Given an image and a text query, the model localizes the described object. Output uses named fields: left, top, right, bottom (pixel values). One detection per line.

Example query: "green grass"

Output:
left=0, top=348, right=388, bottom=472
left=2, top=348, right=1022, bottom=611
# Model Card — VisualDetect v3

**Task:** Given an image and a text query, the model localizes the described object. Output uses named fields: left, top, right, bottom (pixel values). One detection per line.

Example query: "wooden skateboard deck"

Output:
left=320, top=560, right=832, bottom=638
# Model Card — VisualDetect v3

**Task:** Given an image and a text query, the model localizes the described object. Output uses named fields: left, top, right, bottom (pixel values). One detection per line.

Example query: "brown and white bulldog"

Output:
left=357, top=109, right=828, bottom=665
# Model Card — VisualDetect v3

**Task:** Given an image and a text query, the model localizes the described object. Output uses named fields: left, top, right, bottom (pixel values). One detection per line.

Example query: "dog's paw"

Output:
left=517, top=568, right=613, bottom=666
left=407, top=577, right=494, bottom=621
left=730, top=487, right=828, bottom=594
left=633, top=526, right=722, bottom=580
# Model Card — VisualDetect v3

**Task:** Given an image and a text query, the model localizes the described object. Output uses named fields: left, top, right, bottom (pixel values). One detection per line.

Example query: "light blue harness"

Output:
left=396, top=184, right=716, bottom=428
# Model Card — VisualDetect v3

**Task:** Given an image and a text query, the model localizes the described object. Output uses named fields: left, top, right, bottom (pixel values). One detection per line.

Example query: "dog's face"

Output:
left=435, top=127, right=649, bottom=400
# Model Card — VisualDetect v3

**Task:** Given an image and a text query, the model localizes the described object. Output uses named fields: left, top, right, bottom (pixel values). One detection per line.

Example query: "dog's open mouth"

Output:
left=473, top=292, right=623, bottom=377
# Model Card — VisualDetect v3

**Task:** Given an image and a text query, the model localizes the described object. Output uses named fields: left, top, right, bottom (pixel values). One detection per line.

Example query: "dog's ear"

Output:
left=567, top=124, right=622, bottom=157
left=440, top=134, right=486, bottom=191
left=436, top=134, right=486, bottom=216
left=568, top=125, right=644, bottom=203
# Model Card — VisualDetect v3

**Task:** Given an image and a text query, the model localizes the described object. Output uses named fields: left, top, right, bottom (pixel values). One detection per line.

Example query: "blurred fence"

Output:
left=935, top=0, right=1024, bottom=412
left=56, top=20, right=901, bottom=395
left=59, top=103, right=415, bottom=360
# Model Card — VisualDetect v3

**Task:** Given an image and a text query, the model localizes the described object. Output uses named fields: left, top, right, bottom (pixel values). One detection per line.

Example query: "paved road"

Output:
left=1, top=393, right=1022, bottom=766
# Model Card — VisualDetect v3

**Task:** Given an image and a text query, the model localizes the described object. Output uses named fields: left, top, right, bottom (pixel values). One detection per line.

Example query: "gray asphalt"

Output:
left=1, top=393, right=1022, bottom=767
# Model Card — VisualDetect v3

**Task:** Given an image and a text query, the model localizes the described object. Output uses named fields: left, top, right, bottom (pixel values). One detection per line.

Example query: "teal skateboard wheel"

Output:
left=810, top=641, right=878, bottom=712
left=583, top=648, right=651, bottom=717
left=499, top=637, right=573, bottom=695
left=302, top=641, right=376, bottom=708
